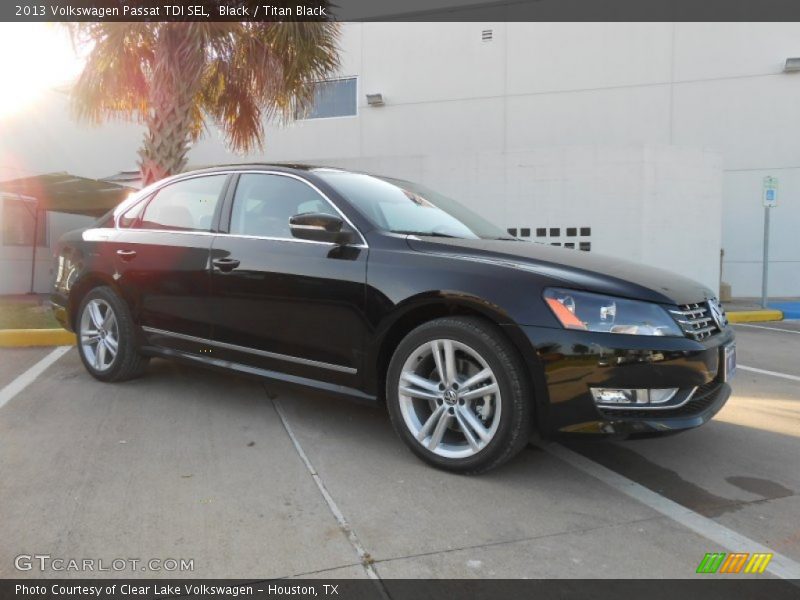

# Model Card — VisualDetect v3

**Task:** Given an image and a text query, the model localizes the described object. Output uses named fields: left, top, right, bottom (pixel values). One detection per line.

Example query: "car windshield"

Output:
left=314, top=170, right=514, bottom=240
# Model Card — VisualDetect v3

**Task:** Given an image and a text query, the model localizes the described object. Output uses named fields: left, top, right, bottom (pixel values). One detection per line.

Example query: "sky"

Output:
left=0, top=23, right=84, bottom=120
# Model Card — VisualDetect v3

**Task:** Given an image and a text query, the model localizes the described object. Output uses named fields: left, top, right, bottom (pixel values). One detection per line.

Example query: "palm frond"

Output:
left=69, top=23, right=154, bottom=124
left=67, top=17, right=342, bottom=178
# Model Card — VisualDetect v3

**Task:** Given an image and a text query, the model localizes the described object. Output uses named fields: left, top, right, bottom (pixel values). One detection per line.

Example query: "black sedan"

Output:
left=51, top=165, right=736, bottom=473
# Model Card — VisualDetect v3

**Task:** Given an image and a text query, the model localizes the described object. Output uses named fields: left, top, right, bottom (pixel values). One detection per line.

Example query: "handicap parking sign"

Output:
left=763, top=176, right=778, bottom=207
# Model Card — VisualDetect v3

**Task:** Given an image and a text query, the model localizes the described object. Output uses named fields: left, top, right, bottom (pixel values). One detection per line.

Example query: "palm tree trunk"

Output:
left=138, top=85, right=194, bottom=186
left=138, top=25, right=203, bottom=186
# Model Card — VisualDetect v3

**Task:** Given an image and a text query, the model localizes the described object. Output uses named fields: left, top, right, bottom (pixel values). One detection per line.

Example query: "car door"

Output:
left=112, top=174, right=228, bottom=353
left=207, top=172, right=369, bottom=386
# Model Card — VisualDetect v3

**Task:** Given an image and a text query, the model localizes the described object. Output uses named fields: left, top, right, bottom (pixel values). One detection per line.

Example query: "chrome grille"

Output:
left=669, top=300, right=725, bottom=340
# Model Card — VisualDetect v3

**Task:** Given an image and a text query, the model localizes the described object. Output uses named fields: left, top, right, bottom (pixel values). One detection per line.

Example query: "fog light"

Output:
left=591, top=389, right=640, bottom=404
left=591, top=387, right=678, bottom=407
left=648, top=388, right=678, bottom=404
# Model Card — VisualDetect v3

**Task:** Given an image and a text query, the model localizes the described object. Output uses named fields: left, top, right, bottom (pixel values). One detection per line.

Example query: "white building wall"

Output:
left=314, top=146, right=723, bottom=292
left=0, top=90, right=146, bottom=182
left=2, top=22, right=798, bottom=297
left=220, top=21, right=795, bottom=298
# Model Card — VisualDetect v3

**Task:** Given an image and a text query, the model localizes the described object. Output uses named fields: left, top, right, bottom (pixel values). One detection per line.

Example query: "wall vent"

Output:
left=481, top=29, right=493, bottom=42
left=508, top=225, right=592, bottom=251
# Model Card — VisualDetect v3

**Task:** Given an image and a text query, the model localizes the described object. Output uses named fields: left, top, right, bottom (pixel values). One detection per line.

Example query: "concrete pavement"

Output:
left=0, top=321, right=798, bottom=580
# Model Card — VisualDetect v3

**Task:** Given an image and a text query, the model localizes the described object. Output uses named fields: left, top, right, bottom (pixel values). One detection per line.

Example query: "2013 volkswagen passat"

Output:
left=51, top=165, right=736, bottom=473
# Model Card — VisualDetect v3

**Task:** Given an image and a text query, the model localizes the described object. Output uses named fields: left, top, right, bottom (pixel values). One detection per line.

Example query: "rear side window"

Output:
left=118, top=197, right=149, bottom=228
left=137, top=175, right=227, bottom=232
left=229, top=174, right=336, bottom=239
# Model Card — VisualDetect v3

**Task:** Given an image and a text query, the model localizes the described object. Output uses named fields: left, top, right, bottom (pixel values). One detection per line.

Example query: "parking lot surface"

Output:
left=1, top=321, right=799, bottom=580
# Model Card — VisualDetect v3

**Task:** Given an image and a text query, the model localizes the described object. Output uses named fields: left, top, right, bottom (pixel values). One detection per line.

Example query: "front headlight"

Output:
left=543, top=288, right=683, bottom=337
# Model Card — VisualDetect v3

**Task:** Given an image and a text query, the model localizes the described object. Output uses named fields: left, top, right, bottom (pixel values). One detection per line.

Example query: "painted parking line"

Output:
left=738, top=365, right=800, bottom=383
left=543, top=443, right=800, bottom=580
left=272, top=395, right=389, bottom=598
left=0, top=346, right=71, bottom=410
left=734, top=323, right=800, bottom=335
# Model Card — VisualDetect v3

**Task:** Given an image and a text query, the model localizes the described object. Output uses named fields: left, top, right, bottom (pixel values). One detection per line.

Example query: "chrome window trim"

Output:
left=115, top=169, right=368, bottom=248
left=222, top=232, right=358, bottom=246
left=116, top=228, right=215, bottom=236
left=116, top=228, right=361, bottom=248
left=142, top=326, right=357, bottom=375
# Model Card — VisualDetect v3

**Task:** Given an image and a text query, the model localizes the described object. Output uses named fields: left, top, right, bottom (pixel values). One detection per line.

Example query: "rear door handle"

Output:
left=116, top=249, right=137, bottom=262
left=212, top=257, right=240, bottom=272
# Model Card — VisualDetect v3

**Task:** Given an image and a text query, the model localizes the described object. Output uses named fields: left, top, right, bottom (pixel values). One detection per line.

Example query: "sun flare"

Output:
left=0, top=23, right=84, bottom=119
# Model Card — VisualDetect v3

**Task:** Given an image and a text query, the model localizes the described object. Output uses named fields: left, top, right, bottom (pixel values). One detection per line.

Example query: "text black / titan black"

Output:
left=51, top=164, right=735, bottom=473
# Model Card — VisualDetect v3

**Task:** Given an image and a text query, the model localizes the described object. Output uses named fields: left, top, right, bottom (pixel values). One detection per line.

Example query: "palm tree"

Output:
left=69, top=20, right=340, bottom=185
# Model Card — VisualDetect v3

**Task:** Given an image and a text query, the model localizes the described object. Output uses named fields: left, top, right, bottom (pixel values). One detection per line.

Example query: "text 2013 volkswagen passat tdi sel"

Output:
left=51, top=165, right=736, bottom=473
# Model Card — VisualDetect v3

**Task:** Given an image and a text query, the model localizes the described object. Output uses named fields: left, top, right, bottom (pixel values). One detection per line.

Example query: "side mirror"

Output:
left=289, top=212, right=356, bottom=245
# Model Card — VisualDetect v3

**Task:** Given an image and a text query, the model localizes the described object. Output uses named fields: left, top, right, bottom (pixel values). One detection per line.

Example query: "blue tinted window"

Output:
left=299, top=78, right=357, bottom=120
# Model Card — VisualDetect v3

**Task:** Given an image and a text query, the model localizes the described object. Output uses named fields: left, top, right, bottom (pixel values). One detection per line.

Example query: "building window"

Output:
left=2, top=199, right=48, bottom=247
left=297, top=77, right=357, bottom=120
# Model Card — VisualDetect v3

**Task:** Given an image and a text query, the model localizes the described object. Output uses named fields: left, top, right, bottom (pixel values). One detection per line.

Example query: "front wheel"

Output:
left=77, top=286, right=149, bottom=382
left=386, top=317, right=532, bottom=474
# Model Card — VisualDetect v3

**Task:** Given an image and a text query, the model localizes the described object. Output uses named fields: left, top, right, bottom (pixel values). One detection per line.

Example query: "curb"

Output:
left=727, top=310, right=784, bottom=323
left=0, top=329, right=76, bottom=348
left=765, top=301, right=800, bottom=320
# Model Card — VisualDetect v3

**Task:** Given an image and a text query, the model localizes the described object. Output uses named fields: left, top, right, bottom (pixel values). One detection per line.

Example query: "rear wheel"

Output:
left=77, top=286, right=148, bottom=382
left=386, top=317, right=531, bottom=474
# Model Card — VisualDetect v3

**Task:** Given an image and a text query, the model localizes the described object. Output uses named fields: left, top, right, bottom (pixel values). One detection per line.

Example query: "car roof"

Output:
left=185, top=163, right=345, bottom=176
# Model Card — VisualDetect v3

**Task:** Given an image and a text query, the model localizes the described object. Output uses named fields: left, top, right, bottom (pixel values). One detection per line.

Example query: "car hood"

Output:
left=406, top=237, right=714, bottom=306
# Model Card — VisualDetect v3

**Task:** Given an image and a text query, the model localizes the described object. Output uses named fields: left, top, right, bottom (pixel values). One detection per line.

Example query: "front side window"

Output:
left=137, top=175, right=227, bottom=232
left=230, top=174, right=337, bottom=239
left=314, top=171, right=513, bottom=240
left=297, top=77, right=357, bottom=120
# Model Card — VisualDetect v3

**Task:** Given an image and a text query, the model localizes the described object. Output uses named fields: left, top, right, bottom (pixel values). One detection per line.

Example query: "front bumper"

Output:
left=518, top=324, right=735, bottom=438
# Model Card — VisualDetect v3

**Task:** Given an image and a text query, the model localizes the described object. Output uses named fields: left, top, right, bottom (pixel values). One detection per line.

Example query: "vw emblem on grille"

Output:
left=708, top=298, right=726, bottom=329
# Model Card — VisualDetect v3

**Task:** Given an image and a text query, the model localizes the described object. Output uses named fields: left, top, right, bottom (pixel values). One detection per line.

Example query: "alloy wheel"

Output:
left=80, top=298, right=119, bottom=372
left=398, top=339, right=502, bottom=459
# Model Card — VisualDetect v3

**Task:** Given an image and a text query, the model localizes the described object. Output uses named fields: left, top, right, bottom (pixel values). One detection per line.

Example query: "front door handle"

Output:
left=212, top=257, right=240, bottom=272
left=116, top=249, right=137, bottom=262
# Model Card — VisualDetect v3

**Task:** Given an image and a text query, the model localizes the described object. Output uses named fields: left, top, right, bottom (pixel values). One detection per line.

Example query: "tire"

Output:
left=386, top=316, right=532, bottom=474
left=76, top=286, right=149, bottom=382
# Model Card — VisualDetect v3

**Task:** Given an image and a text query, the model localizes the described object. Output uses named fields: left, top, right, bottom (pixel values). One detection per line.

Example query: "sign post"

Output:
left=761, top=176, right=778, bottom=308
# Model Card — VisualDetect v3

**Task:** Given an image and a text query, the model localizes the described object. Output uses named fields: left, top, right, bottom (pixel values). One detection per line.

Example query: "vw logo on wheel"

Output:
left=443, top=389, right=458, bottom=405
